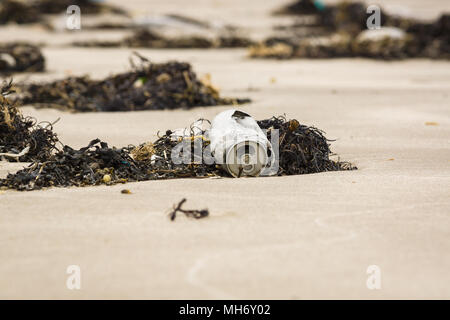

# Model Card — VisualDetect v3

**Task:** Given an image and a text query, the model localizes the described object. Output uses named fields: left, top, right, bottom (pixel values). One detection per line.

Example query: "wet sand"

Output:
left=0, top=0, right=449, bottom=299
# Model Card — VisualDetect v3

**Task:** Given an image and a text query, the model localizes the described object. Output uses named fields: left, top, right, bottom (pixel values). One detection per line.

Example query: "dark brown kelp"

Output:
left=0, top=43, right=45, bottom=74
left=72, top=29, right=254, bottom=49
left=0, top=81, right=59, bottom=162
left=124, top=29, right=254, bottom=48
left=131, top=121, right=220, bottom=179
left=31, top=0, right=127, bottom=15
left=0, top=115, right=355, bottom=191
left=15, top=53, right=250, bottom=112
left=0, top=139, right=149, bottom=190
left=0, top=0, right=40, bottom=25
left=274, top=0, right=373, bottom=34
left=273, top=0, right=320, bottom=16
left=257, top=116, right=354, bottom=175
left=169, top=198, right=209, bottom=221
left=0, top=135, right=216, bottom=191
left=256, top=1, right=450, bottom=60
left=392, top=14, right=450, bottom=59
left=0, top=0, right=127, bottom=25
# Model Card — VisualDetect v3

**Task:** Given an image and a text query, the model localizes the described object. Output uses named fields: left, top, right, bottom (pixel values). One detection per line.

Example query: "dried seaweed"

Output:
left=72, top=29, right=254, bottom=49
left=169, top=198, right=209, bottom=221
left=273, top=0, right=322, bottom=16
left=255, top=1, right=450, bottom=60
left=0, top=81, right=59, bottom=162
left=0, top=0, right=127, bottom=25
left=0, top=113, right=355, bottom=191
left=15, top=53, right=250, bottom=112
left=257, top=116, right=355, bottom=175
left=0, top=43, right=45, bottom=74
left=0, top=138, right=148, bottom=190
left=31, top=0, right=127, bottom=15
left=132, top=123, right=220, bottom=179
left=389, top=14, right=450, bottom=59
left=0, top=0, right=40, bottom=24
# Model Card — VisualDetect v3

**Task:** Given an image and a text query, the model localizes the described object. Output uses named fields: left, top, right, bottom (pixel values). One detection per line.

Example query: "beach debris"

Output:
left=273, top=0, right=324, bottom=16
left=15, top=53, right=250, bottom=112
left=0, top=0, right=127, bottom=25
left=133, top=119, right=220, bottom=179
left=209, top=109, right=274, bottom=178
left=0, top=43, right=45, bottom=74
left=0, top=112, right=355, bottom=191
left=253, top=1, right=450, bottom=60
left=0, top=81, right=59, bottom=162
left=1, top=89, right=354, bottom=191
left=72, top=28, right=254, bottom=49
left=31, top=0, right=127, bottom=15
left=169, top=198, right=209, bottom=221
left=121, top=189, right=132, bottom=194
left=102, top=174, right=112, bottom=184
left=257, top=116, right=354, bottom=175
left=250, top=33, right=353, bottom=59
left=130, top=142, right=155, bottom=162
left=0, top=0, right=40, bottom=24
left=351, top=27, right=413, bottom=60
left=0, top=138, right=143, bottom=190
left=273, top=0, right=375, bottom=35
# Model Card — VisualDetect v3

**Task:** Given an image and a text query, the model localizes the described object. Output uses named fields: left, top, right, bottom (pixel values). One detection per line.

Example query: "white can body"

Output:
left=209, top=109, right=273, bottom=177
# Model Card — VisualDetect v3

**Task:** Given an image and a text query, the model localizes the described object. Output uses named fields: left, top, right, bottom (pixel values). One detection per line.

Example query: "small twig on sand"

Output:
left=169, top=198, right=209, bottom=221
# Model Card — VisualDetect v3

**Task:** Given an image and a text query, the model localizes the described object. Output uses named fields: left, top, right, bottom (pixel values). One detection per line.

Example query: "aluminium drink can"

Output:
left=209, top=109, right=273, bottom=178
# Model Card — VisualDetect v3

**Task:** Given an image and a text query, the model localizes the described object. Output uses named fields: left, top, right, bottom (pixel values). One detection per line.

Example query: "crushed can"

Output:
left=209, top=109, right=274, bottom=177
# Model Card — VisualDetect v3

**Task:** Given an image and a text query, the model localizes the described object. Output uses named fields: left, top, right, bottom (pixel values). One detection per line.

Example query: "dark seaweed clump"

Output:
left=0, top=81, right=59, bottom=162
left=32, top=0, right=127, bottom=15
left=0, top=0, right=127, bottom=25
left=0, top=0, right=40, bottom=24
left=0, top=43, right=45, bottom=74
left=257, top=116, right=354, bottom=175
left=15, top=53, right=250, bottom=112
left=273, top=0, right=322, bottom=16
left=0, top=138, right=150, bottom=190
left=0, top=114, right=355, bottom=191
left=252, top=0, right=450, bottom=60
left=72, top=29, right=254, bottom=49
left=0, top=135, right=216, bottom=191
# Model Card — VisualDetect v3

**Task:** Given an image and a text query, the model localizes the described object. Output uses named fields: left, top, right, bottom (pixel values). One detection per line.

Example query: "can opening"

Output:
left=224, top=140, right=267, bottom=177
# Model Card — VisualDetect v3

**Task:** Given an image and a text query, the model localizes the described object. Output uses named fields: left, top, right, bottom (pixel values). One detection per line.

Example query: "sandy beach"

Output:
left=0, top=0, right=449, bottom=299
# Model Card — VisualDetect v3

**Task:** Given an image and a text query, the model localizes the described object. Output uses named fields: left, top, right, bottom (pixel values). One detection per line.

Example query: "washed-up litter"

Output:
left=209, top=109, right=274, bottom=178
left=0, top=104, right=355, bottom=191
left=72, top=29, right=254, bottom=48
left=14, top=53, right=250, bottom=112
left=0, top=81, right=59, bottom=162
left=0, top=43, right=45, bottom=74
left=0, top=0, right=127, bottom=25
left=169, top=198, right=209, bottom=221
left=251, top=0, right=450, bottom=60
